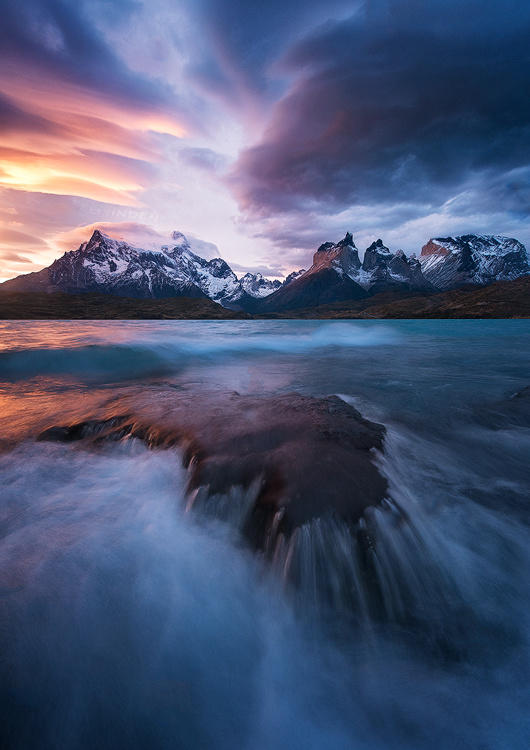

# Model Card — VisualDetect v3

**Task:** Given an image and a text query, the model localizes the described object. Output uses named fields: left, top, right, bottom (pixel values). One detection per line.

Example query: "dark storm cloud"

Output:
left=230, top=0, right=530, bottom=220
left=188, top=0, right=356, bottom=101
left=458, top=167, right=530, bottom=219
left=2, top=0, right=529, bottom=264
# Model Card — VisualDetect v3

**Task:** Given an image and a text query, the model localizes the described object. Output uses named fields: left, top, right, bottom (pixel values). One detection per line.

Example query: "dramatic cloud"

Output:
left=230, top=0, right=530, bottom=247
left=188, top=0, right=356, bottom=100
left=1, top=0, right=529, bottom=279
left=0, top=251, right=33, bottom=263
left=0, top=0, right=188, bottom=125
left=0, top=0, right=188, bottom=216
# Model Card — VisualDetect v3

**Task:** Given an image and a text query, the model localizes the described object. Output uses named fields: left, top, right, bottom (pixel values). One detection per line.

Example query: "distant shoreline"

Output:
left=0, top=276, right=529, bottom=320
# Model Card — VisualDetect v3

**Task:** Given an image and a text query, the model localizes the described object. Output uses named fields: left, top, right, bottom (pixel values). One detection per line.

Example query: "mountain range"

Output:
left=1, top=229, right=528, bottom=313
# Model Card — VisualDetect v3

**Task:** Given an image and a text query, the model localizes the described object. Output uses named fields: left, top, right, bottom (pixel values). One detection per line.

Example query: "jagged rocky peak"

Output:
left=88, top=228, right=109, bottom=242
left=302, top=232, right=430, bottom=292
left=362, top=239, right=392, bottom=271
left=360, top=238, right=430, bottom=291
left=337, top=231, right=355, bottom=247
left=255, top=233, right=368, bottom=312
left=420, top=234, right=530, bottom=289
left=394, top=249, right=409, bottom=260
left=421, top=234, right=527, bottom=261
left=164, top=231, right=282, bottom=303
left=85, top=228, right=107, bottom=246
left=169, top=230, right=195, bottom=258
left=316, top=231, right=355, bottom=253
left=208, top=257, right=233, bottom=276
left=367, top=238, right=391, bottom=253
left=311, top=232, right=361, bottom=276
left=75, top=230, right=154, bottom=268
left=78, top=229, right=119, bottom=255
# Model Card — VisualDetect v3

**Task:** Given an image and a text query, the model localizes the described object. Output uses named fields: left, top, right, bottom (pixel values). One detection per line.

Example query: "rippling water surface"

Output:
left=0, top=320, right=529, bottom=749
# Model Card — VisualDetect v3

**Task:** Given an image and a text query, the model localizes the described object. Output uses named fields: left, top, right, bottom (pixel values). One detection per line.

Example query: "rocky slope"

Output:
left=255, top=235, right=367, bottom=312
left=283, top=269, right=306, bottom=285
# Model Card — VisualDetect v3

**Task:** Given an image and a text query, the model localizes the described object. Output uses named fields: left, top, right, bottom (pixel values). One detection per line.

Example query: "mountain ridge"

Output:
left=2, top=229, right=528, bottom=313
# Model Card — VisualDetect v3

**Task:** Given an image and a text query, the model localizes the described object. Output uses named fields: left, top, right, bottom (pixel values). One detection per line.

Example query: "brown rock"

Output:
left=38, top=390, right=387, bottom=550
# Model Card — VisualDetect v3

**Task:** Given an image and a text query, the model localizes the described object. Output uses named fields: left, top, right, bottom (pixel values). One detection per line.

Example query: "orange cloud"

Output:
left=0, top=62, right=186, bottom=139
left=0, top=228, right=46, bottom=246
left=0, top=76, right=187, bottom=272
left=0, top=3, right=196, bottom=282
left=55, top=222, right=167, bottom=253
left=0, top=60, right=186, bottom=210
left=0, top=147, right=155, bottom=206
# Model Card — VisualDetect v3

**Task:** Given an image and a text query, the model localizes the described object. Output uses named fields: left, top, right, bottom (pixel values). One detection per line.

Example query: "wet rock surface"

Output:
left=38, top=391, right=387, bottom=549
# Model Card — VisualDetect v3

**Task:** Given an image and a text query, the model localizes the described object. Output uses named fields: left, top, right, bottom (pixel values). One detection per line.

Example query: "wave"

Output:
left=0, top=441, right=394, bottom=750
left=0, top=344, right=175, bottom=382
left=0, top=322, right=400, bottom=382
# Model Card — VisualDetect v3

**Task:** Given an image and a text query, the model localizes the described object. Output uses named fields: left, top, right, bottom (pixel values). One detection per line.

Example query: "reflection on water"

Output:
left=0, top=320, right=529, bottom=749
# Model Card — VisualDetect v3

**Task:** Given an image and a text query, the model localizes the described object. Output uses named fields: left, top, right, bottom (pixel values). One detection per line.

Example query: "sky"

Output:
left=0, top=0, right=529, bottom=282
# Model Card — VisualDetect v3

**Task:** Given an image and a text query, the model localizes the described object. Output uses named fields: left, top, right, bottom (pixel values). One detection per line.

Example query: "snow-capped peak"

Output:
left=419, top=234, right=530, bottom=289
left=3, top=228, right=528, bottom=309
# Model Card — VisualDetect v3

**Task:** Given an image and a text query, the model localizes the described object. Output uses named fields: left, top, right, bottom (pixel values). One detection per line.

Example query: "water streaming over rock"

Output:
left=0, top=320, right=529, bottom=749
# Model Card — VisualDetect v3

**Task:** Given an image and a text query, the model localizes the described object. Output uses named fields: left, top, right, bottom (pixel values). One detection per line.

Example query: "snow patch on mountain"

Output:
left=240, top=272, right=281, bottom=298
left=2, top=229, right=528, bottom=311
left=0, top=229, right=283, bottom=307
